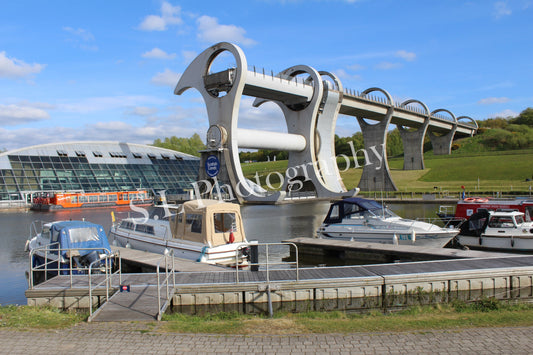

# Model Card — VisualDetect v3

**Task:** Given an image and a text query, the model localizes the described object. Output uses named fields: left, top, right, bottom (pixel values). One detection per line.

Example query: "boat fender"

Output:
left=392, top=234, right=398, bottom=245
left=511, top=237, right=515, bottom=248
left=229, top=231, right=235, bottom=244
left=197, top=246, right=208, bottom=262
left=478, top=236, right=482, bottom=245
left=411, top=230, right=416, bottom=244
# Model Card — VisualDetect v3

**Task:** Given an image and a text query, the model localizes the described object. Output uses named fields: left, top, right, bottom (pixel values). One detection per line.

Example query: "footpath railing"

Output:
left=234, top=242, right=299, bottom=318
left=27, top=243, right=117, bottom=289
left=88, top=251, right=122, bottom=319
left=156, top=250, right=176, bottom=320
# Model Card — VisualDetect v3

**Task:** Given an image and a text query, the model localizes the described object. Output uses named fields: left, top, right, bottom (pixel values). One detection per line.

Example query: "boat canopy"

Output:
left=49, top=221, right=111, bottom=257
left=169, top=199, right=247, bottom=246
left=323, top=198, right=390, bottom=224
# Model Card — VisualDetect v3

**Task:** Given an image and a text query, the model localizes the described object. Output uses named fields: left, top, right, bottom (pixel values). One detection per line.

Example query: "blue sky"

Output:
left=1, top=0, right=532, bottom=151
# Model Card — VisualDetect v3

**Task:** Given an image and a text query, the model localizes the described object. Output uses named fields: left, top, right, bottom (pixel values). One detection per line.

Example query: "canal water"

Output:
left=0, top=201, right=443, bottom=305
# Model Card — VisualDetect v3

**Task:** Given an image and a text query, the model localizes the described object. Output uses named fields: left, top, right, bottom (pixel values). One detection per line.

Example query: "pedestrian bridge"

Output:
left=175, top=42, right=477, bottom=203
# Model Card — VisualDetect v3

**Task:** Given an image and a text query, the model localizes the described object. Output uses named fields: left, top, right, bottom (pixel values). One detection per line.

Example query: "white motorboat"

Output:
left=25, top=220, right=113, bottom=276
left=110, top=199, right=254, bottom=267
left=317, top=197, right=459, bottom=248
left=457, top=210, right=533, bottom=251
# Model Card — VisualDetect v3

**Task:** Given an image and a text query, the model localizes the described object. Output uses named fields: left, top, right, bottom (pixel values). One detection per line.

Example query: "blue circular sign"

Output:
left=205, top=155, right=220, bottom=177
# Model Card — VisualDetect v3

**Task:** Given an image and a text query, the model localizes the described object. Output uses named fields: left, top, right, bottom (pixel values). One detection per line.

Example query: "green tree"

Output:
left=511, top=107, right=533, bottom=127
left=152, top=133, right=206, bottom=157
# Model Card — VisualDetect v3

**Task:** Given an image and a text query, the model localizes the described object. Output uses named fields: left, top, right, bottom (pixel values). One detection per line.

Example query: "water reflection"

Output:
left=0, top=201, right=443, bottom=305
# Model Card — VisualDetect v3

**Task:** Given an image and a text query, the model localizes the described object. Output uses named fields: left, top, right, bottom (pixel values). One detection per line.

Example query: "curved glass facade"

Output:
left=0, top=142, right=200, bottom=203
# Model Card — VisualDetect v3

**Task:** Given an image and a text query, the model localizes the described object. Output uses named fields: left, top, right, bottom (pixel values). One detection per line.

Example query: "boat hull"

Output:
left=110, top=228, right=249, bottom=266
left=318, top=229, right=457, bottom=248
left=457, top=234, right=533, bottom=252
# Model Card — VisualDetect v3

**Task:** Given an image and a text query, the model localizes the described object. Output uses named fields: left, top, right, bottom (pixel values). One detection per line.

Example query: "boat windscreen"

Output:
left=69, top=227, right=101, bottom=243
left=214, top=213, right=236, bottom=233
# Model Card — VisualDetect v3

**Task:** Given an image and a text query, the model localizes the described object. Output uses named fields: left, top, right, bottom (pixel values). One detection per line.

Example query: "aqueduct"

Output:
left=175, top=42, right=477, bottom=203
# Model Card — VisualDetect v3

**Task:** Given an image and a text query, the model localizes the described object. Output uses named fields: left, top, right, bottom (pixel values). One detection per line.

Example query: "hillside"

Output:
left=241, top=149, right=533, bottom=195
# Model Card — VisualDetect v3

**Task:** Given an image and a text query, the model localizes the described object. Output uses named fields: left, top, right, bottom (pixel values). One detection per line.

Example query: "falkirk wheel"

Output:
left=174, top=42, right=477, bottom=204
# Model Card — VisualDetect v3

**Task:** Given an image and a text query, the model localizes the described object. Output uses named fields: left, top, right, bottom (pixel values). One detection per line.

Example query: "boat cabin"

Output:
left=168, top=199, right=247, bottom=247
left=460, top=210, right=533, bottom=237
left=322, top=197, right=396, bottom=225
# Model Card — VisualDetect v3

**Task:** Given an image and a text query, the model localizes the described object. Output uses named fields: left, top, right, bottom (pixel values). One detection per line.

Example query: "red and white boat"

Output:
left=438, top=197, right=533, bottom=226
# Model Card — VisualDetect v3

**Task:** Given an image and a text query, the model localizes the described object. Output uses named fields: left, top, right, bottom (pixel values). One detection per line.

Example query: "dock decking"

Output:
left=26, top=250, right=533, bottom=321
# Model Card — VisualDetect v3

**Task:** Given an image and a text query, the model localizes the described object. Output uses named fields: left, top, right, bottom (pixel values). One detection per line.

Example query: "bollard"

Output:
left=250, top=244, right=259, bottom=272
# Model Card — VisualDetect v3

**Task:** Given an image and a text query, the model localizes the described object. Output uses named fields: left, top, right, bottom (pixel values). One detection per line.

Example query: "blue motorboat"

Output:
left=26, top=220, right=113, bottom=276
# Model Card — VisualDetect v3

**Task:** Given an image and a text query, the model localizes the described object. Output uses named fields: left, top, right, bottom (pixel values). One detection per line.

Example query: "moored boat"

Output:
left=25, top=220, right=113, bottom=277
left=438, top=197, right=533, bottom=226
left=31, top=190, right=153, bottom=211
left=317, top=197, right=459, bottom=248
left=110, top=199, right=254, bottom=267
left=456, top=210, right=533, bottom=251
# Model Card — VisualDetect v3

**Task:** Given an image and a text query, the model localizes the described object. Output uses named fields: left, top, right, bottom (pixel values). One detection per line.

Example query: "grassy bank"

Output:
left=241, top=150, right=533, bottom=195
left=2, top=300, right=533, bottom=333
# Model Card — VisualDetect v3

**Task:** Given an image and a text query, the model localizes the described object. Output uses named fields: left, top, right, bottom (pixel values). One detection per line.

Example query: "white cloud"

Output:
left=0, top=104, right=50, bottom=125
left=63, top=27, right=95, bottom=41
left=196, top=15, right=256, bottom=47
left=62, top=27, right=98, bottom=51
left=129, top=106, right=158, bottom=116
left=477, top=97, right=511, bottom=105
left=139, top=1, right=182, bottom=31
left=333, top=69, right=361, bottom=81
left=489, top=109, right=518, bottom=118
left=494, top=1, right=512, bottom=18
left=141, top=48, right=176, bottom=60
left=395, top=50, right=416, bottom=62
left=375, top=61, right=402, bottom=70
left=0, top=52, right=45, bottom=79
left=151, top=68, right=180, bottom=87
left=347, top=63, right=365, bottom=71
left=57, top=95, right=164, bottom=114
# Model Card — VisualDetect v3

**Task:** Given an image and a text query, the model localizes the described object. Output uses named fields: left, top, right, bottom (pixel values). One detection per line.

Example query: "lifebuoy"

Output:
left=475, top=198, right=489, bottom=203
left=464, top=197, right=475, bottom=202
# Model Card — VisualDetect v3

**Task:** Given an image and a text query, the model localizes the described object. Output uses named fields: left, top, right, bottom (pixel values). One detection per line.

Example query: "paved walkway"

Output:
left=1, top=323, right=532, bottom=354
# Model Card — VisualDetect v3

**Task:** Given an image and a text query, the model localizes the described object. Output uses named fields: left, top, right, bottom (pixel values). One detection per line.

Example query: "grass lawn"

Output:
left=240, top=150, right=533, bottom=194
left=3, top=300, right=533, bottom=334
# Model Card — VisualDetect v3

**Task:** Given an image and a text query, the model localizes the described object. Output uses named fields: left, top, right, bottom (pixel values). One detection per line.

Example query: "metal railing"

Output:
left=156, top=249, right=176, bottom=320
left=234, top=242, right=299, bottom=283
left=28, top=244, right=115, bottom=289
left=88, top=251, right=122, bottom=319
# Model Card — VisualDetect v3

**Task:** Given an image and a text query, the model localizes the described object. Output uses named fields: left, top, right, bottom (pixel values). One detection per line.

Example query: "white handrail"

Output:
left=235, top=242, right=299, bottom=284
left=88, top=250, right=121, bottom=320
left=156, top=250, right=176, bottom=320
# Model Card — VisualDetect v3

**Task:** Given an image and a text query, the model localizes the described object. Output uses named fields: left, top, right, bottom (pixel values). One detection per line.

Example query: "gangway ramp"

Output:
left=89, top=284, right=164, bottom=322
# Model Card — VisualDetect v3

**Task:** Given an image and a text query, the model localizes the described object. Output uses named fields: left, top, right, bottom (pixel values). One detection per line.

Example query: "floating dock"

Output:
left=283, top=237, right=513, bottom=263
left=25, top=243, right=533, bottom=321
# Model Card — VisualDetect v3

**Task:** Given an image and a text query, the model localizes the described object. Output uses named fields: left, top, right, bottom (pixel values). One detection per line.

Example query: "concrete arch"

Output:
left=254, top=65, right=355, bottom=196
left=428, top=109, right=458, bottom=155
left=457, top=116, right=478, bottom=130
left=361, top=87, right=394, bottom=105
left=353, top=87, right=397, bottom=191
left=397, top=99, right=431, bottom=170
left=174, top=42, right=260, bottom=201
left=431, top=108, right=457, bottom=123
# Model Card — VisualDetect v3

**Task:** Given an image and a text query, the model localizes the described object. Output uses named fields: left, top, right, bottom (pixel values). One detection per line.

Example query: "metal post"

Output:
left=250, top=244, right=259, bottom=272
left=267, top=284, right=273, bottom=318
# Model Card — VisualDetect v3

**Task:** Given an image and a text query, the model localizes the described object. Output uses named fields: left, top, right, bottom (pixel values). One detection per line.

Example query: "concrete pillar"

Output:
left=398, top=99, right=430, bottom=170
left=356, top=88, right=397, bottom=191
left=428, top=109, right=457, bottom=155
